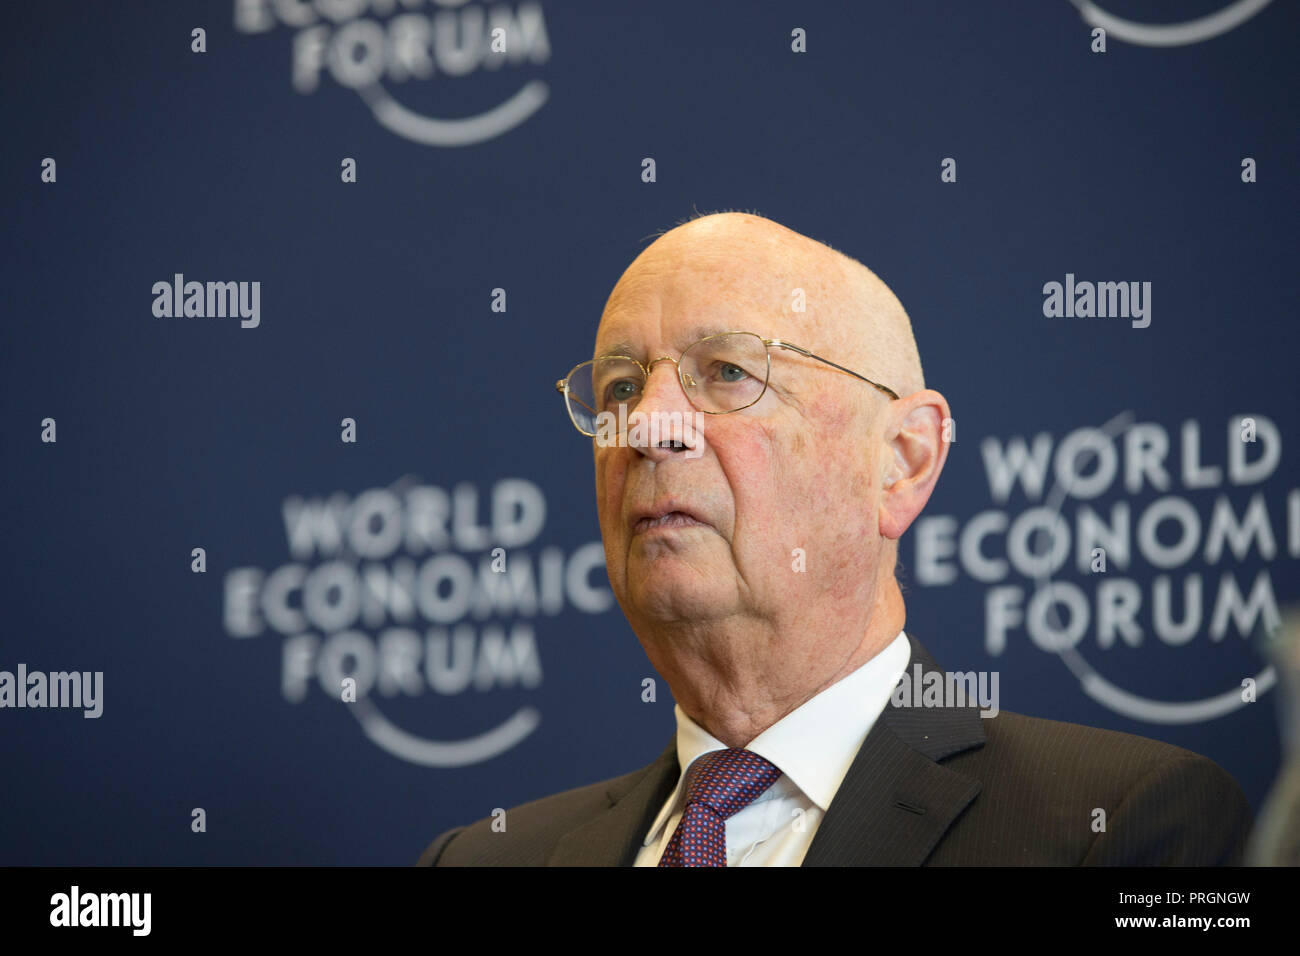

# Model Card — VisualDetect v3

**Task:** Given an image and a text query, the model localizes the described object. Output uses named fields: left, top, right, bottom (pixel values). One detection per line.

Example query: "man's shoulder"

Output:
left=416, top=754, right=668, bottom=866
left=933, top=709, right=1253, bottom=864
left=973, top=708, right=1236, bottom=783
left=904, top=630, right=1245, bottom=811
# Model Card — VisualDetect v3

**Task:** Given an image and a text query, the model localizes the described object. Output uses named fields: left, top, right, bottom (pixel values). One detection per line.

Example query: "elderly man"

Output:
left=418, top=212, right=1252, bottom=866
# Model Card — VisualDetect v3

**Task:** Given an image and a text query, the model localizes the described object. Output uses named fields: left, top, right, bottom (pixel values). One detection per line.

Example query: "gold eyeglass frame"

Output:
left=554, top=330, right=900, bottom=437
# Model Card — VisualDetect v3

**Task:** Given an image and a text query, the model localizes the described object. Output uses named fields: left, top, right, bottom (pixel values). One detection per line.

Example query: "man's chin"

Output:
left=624, top=566, right=728, bottom=622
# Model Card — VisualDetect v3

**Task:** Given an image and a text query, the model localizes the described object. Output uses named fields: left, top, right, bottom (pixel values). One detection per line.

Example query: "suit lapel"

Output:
left=547, top=739, right=679, bottom=866
left=547, top=632, right=986, bottom=866
left=802, top=632, right=986, bottom=865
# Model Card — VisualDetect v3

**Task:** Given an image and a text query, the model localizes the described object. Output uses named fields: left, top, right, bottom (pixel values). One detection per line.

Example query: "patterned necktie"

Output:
left=658, top=748, right=783, bottom=867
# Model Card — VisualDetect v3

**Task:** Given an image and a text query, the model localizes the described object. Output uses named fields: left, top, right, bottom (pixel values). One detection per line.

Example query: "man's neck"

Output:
left=640, top=596, right=905, bottom=749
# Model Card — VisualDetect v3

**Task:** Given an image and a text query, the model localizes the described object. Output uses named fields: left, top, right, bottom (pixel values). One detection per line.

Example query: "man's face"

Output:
left=591, top=239, right=889, bottom=631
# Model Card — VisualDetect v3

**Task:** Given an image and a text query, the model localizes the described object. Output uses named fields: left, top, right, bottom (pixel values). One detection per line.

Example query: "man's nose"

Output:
left=628, top=359, right=703, bottom=461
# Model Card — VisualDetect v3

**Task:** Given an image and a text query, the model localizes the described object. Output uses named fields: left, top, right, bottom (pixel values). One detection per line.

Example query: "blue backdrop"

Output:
left=2, top=0, right=1297, bottom=864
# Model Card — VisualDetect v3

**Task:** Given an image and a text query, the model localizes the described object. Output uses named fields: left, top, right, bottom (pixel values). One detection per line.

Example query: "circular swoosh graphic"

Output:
left=358, top=80, right=550, bottom=146
left=1070, top=0, right=1274, bottom=46
left=1034, top=409, right=1274, bottom=724
left=348, top=697, right=541, bottom=766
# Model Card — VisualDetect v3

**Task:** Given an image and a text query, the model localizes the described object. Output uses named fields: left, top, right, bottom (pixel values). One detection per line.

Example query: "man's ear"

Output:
left=878, top=389, right=951, bottom=541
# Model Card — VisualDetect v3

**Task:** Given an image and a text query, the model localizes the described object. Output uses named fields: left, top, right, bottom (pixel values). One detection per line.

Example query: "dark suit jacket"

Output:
left=417, top=632, right=1254, bottom=865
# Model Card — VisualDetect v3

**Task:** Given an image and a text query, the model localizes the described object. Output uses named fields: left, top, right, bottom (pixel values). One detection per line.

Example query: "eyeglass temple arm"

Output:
left=766, top=340, right=900, bottom=400
left=555, top=379, right=602, bottom=419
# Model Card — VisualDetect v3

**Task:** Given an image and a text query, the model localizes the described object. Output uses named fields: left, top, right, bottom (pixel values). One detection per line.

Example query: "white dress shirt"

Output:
left=634, top=629, right=911, bottom=866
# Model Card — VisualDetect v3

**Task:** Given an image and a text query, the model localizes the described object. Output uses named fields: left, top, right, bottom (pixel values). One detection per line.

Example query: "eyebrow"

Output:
left=598, top=324, right=737, bottom=358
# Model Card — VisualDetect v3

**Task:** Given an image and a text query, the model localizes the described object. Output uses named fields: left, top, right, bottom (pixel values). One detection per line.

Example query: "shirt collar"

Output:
left=642, top=629, right=911, bottom=846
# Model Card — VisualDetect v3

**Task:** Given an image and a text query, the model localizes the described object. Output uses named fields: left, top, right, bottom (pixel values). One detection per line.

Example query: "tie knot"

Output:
left=684, top=748, right=783, bottom=819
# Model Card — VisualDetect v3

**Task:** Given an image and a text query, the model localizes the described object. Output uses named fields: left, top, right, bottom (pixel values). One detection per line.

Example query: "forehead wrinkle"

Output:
left=596, top=260, right=747, bottom=357
left=600, top=322, right=741, bottom=360
left=597, top=261, right=813, bottom=360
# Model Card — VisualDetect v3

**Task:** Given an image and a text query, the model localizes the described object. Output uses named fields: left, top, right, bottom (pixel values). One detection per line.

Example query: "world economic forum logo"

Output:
left=223, top=475, right=614, bottom=766
left=234, top=0, right=551, bottom=146
left=912, top=412, right=1294, bottom=724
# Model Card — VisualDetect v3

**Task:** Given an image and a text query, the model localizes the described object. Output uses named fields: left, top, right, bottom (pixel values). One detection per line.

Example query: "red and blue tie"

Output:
left=658, top=748, right=783, bottom=867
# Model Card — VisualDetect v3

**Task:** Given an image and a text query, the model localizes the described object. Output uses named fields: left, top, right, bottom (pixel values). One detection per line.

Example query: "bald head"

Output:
left=606, top=212, right=925, bottom=400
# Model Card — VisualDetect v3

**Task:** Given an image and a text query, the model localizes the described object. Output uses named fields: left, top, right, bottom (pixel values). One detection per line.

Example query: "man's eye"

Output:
left=718, top=363, right=749, bottom=383
left=609, top=380, right=640, bottom=401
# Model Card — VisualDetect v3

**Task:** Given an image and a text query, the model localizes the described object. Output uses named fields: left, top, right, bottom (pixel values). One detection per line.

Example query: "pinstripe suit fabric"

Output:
left=417, top=632, right=1253, bottom=866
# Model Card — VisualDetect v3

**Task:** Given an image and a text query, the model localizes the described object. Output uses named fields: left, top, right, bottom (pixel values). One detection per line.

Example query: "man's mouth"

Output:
left=632, top=511, right=709, bottom=534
